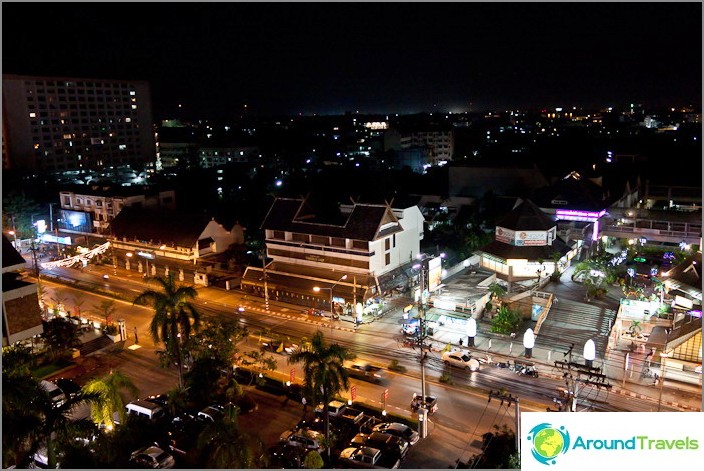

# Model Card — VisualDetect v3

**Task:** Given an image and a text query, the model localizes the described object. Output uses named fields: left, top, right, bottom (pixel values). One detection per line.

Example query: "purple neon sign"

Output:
left=555, top=208, right=606, bottom=219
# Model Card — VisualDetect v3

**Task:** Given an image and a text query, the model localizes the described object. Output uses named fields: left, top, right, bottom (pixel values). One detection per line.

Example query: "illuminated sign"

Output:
left=674, top=295, right=693, bottom=309
left=428, top=256, right=442, bottom=291
left=495, top=227, right=515, bottom=244
left=555, top=208, right=606, bottom=221
left=137, top=251, right=155, bottom=259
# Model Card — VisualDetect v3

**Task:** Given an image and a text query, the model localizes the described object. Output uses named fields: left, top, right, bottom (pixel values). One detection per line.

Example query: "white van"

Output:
left=125, top=399, right=165, bottom=421
left=40, top=380, right=66, bottom=407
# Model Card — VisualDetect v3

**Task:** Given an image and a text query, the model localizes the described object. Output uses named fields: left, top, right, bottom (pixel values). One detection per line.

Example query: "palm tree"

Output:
left=487, top=282, right=507, bottom=300
left=288, top=331, right=353, bottom=461
left=6, top=373, right=100, bottom=469
left=133, top=274, right=201, bottom=388
left=93, top=299, right=118, bottom=327
left=196, top=404, right=266, bottom=468
left=82, top=371, right=139, bottom=430
left=2, top=372, right=43, bottom=467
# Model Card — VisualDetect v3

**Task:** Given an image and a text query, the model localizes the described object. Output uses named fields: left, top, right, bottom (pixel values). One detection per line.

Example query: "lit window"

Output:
left=125, top=117, right=131, bottom=122
left=119, top=144, right=127, bottom=150
left=29, top=112, right=36, bottom=118
left=129, top=90, right=136, bottom=96
left=131, top=105, right=137, bottom=109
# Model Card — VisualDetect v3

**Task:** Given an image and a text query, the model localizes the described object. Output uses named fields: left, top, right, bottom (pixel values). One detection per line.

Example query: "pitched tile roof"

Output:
left=109, top=207, right=212, bottom=248
left=261, top=197, right=402, bottom=241
left=477, top=237, right=572, bottom=261
left=496, top=199, right=556, bottom=231
left=2, top=235, right=26, bottom=271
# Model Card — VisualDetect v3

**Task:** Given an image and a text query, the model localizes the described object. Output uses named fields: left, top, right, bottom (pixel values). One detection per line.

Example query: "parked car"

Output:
left=197, top=404, right=225, bottom=422
left=372, top=423, right=420, bottom=446
left=441, top=351, right=480, bottom=371
left=129, top=445, right=176, bottom=469
left=279, top=428, right=326, bottom=452
left=125, top=399, right=166, bottom=422
left=39, top=380, right=66, bottom=406
left=144, top=394, right=169, bottom=409
left=339, top=446, right=400, bottom=469
left=54, top=378, right=80, bottom=399
left=350, top=431, right=409, bottom=459
left=268, top=443, right=308, bottom=468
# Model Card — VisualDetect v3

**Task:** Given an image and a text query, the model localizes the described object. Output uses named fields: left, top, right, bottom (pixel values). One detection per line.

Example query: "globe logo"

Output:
left=527, top=423, right=570, bottom=465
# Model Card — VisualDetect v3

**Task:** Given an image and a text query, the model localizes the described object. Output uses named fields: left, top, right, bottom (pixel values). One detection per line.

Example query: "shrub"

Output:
left=388, top=359, right=407, bottom=373
left=104, top=324, right=118, bottom=335
left=439, top=373, right=453, bottom=384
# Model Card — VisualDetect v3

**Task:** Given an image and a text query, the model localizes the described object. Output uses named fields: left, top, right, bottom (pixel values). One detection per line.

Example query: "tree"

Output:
left=304, top=450, right=324, bottom=469
left=490, top=306, right=521, bottom=334
left=50, top=291, right=68, bottom=317
left=196, top=403, right=267, bottom=468
left=2, top=371, right=43, bottom=467
left=455, top=424, right=518, bottom=469
left=92, top=299, right=117, bottom=327
left=41, top=318, right=81, bottom=362
left=82, top=371, right=139, bottom=429
left=4, top=372, right=100, bottom=469
left=69, top=293, right=87, bottom=320
left=288, top=331, right=353, bottom=461
left=133, top=274, right=201, bottom=388
left=487, top=282, right=507, bottom=300
left=2, top=192, right=42, bottom=239
left=240, top=350, right=277, bottom=385
left=550, top=251, right=562, bottom=281
left=186, top=318, right=246, bottom=364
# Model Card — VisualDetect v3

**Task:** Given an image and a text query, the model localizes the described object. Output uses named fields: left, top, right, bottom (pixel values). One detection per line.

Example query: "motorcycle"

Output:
left=516, top=364, right=539, bottom=378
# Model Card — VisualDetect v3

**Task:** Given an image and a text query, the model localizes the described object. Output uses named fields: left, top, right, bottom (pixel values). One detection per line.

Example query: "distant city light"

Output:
left=275, top=180, right=282, bottom=187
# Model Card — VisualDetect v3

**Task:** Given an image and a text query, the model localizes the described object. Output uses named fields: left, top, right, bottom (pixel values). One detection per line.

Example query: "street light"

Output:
left=657, top=351, right=670, bottom=411
left=583, top=339, right=596, bottom=368
left=523, top=328, right=535, bottom=359
left=466, top=317, right=477, bottom=347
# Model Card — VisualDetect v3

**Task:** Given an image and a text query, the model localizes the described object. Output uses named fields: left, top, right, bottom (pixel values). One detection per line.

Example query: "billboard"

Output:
left=428, top=256, right=442, bottom=291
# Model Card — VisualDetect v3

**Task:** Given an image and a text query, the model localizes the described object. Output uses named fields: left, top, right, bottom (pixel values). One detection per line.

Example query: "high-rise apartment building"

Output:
left=2, top=75, right=155, bottom=172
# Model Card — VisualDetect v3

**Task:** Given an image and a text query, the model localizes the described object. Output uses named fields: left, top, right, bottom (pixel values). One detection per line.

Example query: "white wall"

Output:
left=199, top=219, right=235, bottom=255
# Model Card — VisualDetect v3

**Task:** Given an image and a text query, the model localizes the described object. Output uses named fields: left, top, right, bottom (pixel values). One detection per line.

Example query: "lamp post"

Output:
left=657, top=351, right=670, bottom=411
left=466, top=317, right=477, bottom=347
left=523, top=328, right=535, bottom=359
left=314, top=274, right=347, bottom=338
left=583, top=339, right=596, bottom=368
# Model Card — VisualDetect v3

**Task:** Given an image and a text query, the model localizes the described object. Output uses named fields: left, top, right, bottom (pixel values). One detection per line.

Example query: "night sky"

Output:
left=2, top=2, right=701, bottom=119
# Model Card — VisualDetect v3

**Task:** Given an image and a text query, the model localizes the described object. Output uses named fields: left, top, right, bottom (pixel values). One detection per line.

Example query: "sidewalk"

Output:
left=425, top=277, right=702, bottom=412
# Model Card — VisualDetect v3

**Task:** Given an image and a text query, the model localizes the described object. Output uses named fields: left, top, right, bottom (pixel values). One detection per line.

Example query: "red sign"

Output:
left=351, top=385, right=357, bottom=401
left=384, top=388, right=389, bottom=400
left=290, top=368, right=295, bottom=383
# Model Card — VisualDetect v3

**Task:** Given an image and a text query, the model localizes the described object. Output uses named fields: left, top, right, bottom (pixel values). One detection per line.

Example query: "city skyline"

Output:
left=2, top=2, right=701, bottom=119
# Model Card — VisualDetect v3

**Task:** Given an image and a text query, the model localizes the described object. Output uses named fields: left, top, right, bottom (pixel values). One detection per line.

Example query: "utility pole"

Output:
left=488, top=390, right=521, bottom=457
left=261, top=244, right=269, bottom=313
left=416, top=255, right=430, bottom=438
left=553, top=360, right=612, bottom=411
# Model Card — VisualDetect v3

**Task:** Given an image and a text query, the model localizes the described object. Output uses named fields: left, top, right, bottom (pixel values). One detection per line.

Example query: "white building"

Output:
left=241, top=197, right=424, bottom=309
left=59, top=184, right=176, bottom=234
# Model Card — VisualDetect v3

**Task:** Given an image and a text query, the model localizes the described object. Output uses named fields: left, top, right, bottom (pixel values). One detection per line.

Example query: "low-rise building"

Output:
left=2, top=235, right=43, bottom=346
left=476, top=199, right=577, bottom=288
left=59, top=183, right=176, bottom=234
left=109, top=207, right=241, bottom=272
left=241, top=197, right=424, bottom=311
